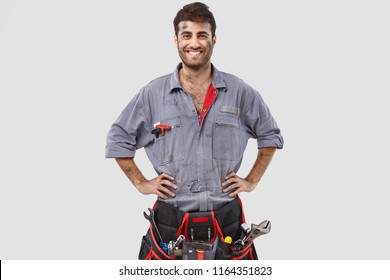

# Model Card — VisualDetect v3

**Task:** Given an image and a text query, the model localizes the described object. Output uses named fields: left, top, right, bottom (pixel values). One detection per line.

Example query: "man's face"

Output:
left=174, top=21, right=216, bottom=70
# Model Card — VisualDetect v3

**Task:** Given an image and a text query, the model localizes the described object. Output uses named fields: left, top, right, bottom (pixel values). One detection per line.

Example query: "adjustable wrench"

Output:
left=143, top=208, right=163, bottom=243
left=235, top=220, right=271, bottom=247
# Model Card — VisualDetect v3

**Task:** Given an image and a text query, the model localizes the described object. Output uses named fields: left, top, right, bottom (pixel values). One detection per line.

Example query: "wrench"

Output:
left=143, top=208, right=163, bottom=243
left=235, top=220, right=271, bottom=247
left=169, top=235, right=185, bottom=250
left=168, top=235, right=187, bottom=256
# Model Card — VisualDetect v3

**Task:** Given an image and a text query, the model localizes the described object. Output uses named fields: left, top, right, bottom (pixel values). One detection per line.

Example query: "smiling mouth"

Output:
left=187, top=50, right=202, bottom=56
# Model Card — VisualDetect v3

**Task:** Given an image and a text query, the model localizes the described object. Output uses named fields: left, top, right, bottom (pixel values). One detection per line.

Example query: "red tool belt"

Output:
left=138, top=197, right=258, bottom=260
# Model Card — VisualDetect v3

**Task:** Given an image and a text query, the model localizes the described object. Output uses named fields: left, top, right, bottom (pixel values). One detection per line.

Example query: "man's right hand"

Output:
left=115, top=158, right=177, bottom=200
left=137, top=173, right=177, bottom=200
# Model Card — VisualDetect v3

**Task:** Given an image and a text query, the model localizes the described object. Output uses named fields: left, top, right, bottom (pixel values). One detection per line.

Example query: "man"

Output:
left=106, top=2, right=283, bottom=260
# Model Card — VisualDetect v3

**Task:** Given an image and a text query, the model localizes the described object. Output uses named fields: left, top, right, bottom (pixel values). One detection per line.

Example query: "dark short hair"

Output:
left=173, top=2, right=216, bottom=37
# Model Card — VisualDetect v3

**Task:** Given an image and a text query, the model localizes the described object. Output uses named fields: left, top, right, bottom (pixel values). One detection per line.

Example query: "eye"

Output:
left=182, top=33, right=191, bottom=39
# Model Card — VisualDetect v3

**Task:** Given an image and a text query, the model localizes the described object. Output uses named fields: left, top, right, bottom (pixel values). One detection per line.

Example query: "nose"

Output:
left=188, top=37, right=201, bottom=49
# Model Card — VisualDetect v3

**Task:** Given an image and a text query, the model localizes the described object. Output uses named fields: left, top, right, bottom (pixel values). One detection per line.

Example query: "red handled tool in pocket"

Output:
left=152, top=123, right=172, bottom=138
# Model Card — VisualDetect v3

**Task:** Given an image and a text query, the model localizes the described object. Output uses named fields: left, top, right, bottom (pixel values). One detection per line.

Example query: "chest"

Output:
left=183, top=83, right=210, bottom=114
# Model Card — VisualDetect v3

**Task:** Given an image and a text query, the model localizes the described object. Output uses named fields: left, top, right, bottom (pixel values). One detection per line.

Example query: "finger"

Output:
left=221, top=179, right=230, bottom=187
left=161, top=179, right=177, bottom=189
left=222, top=177, right=238, bottom=187
left=160, top=173, right=175, bottom=181
left=224, top=172, right=236, bottom=180
left=223, top=182, right=240, bottom=193
left=156, top=190, right=169, bottom=200
left=229, top=188, right=242, bottom=197
left=158, top=185, right=176, bottom=198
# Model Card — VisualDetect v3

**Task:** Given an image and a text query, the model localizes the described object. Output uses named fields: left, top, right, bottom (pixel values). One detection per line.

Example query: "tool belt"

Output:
left=138, top=197, right=258, bottom=260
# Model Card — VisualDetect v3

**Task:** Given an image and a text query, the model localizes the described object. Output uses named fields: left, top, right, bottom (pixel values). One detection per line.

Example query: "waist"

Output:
left=161, top=183, right=235, bottom=212
left=153, top=197, right=243, bottom=230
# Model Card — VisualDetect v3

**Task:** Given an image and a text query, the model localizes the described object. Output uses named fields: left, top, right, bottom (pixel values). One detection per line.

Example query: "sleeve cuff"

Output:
left=257, top=137, right=284, bottom=149
left=105, top=144, right=136, bottom=158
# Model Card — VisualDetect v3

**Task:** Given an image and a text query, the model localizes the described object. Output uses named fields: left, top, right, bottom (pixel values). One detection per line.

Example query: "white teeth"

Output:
left=189, top=51, right=201, bottom=55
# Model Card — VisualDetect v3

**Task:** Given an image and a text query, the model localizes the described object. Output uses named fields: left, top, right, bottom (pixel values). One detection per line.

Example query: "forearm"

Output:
left=245, top=147, right=276, bottom=185
left=115, top=157, right=177, bottom=199
left=115, top=157, right=146, bottom=190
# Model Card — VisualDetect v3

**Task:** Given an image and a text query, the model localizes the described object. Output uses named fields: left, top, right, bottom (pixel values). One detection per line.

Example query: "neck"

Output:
left=179, top=62, right=212, bottom=86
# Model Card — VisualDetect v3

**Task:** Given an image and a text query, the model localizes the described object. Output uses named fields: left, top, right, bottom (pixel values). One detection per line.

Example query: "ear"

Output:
left=212, top=35, right=217, bottom=47
left=174, top=34, right=178, bottom=46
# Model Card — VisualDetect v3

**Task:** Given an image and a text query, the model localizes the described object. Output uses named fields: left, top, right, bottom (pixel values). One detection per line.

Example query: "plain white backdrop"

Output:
left=1, top=0, right=389, bottom=259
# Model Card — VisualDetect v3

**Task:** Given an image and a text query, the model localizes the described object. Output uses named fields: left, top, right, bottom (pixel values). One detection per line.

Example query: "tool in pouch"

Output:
left=143, top=208, right=192, bottom=257
left=185, top=212, right=215, bottom=260
left=232, top=220, right=271, bottom=257
left=220, top=236, right=233, bottom=259
left=168, top=234, right=193, bottom=257
left=143, top=208, right=165, bottom=249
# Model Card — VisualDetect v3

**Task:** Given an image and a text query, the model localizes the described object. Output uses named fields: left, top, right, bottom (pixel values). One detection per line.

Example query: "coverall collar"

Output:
left=169, top=63, right=227, bottom=93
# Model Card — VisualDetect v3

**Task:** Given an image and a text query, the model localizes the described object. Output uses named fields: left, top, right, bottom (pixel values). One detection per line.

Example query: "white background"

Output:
left=3, top=260, right=390, bottom=280
left=1, top=0, right=389, bottom=259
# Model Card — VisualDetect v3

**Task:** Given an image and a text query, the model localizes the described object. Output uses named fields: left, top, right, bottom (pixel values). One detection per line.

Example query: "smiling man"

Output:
left=106, top=2, right=283, bottom=260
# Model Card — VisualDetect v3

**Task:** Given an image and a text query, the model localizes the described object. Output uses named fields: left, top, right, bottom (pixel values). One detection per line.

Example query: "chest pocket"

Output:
left=154, top=116, right=184, bottom=165
left=212, top=116, right=241, bottom=160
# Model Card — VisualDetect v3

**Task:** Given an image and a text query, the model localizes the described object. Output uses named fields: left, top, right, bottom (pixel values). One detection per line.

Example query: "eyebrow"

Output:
left=180, top=31, right=210, bottom=36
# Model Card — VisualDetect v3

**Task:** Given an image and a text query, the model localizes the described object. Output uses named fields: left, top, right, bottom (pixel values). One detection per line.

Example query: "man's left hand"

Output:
left=222, top=172, right=256, bottom=197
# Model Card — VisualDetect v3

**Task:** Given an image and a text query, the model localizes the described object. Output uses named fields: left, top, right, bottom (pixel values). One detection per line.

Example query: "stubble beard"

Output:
left=178, top=40, right=213, bottom=71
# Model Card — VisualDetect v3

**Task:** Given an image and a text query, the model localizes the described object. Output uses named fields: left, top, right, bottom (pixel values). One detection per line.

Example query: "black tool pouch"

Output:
left=186, top=212, right=215, bottom=242
left=213, top=240, right=258, bottom=260
left=138, top=198, right=259, bottom=260
left=138, top=228, right=177, bottom=260
left=232, top=242, right=258, bottom=260
left=138, top=202, right=185, bottom=260
left=213, top=198, right=258, bottom=260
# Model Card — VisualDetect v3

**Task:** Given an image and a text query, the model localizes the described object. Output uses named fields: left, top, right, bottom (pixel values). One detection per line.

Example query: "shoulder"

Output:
left=140, top=73, right=170, bottom=92
left=216, top=69, right=254, bottom=92
left=218, top=70, right=260, bottom=99
left=221, top=71, right=243, bottom=83
left=135, top=72, right=173, bottom=100
left=147, top=73, right=172, bottom=87
left=216, top=69, right=244, bottom=85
